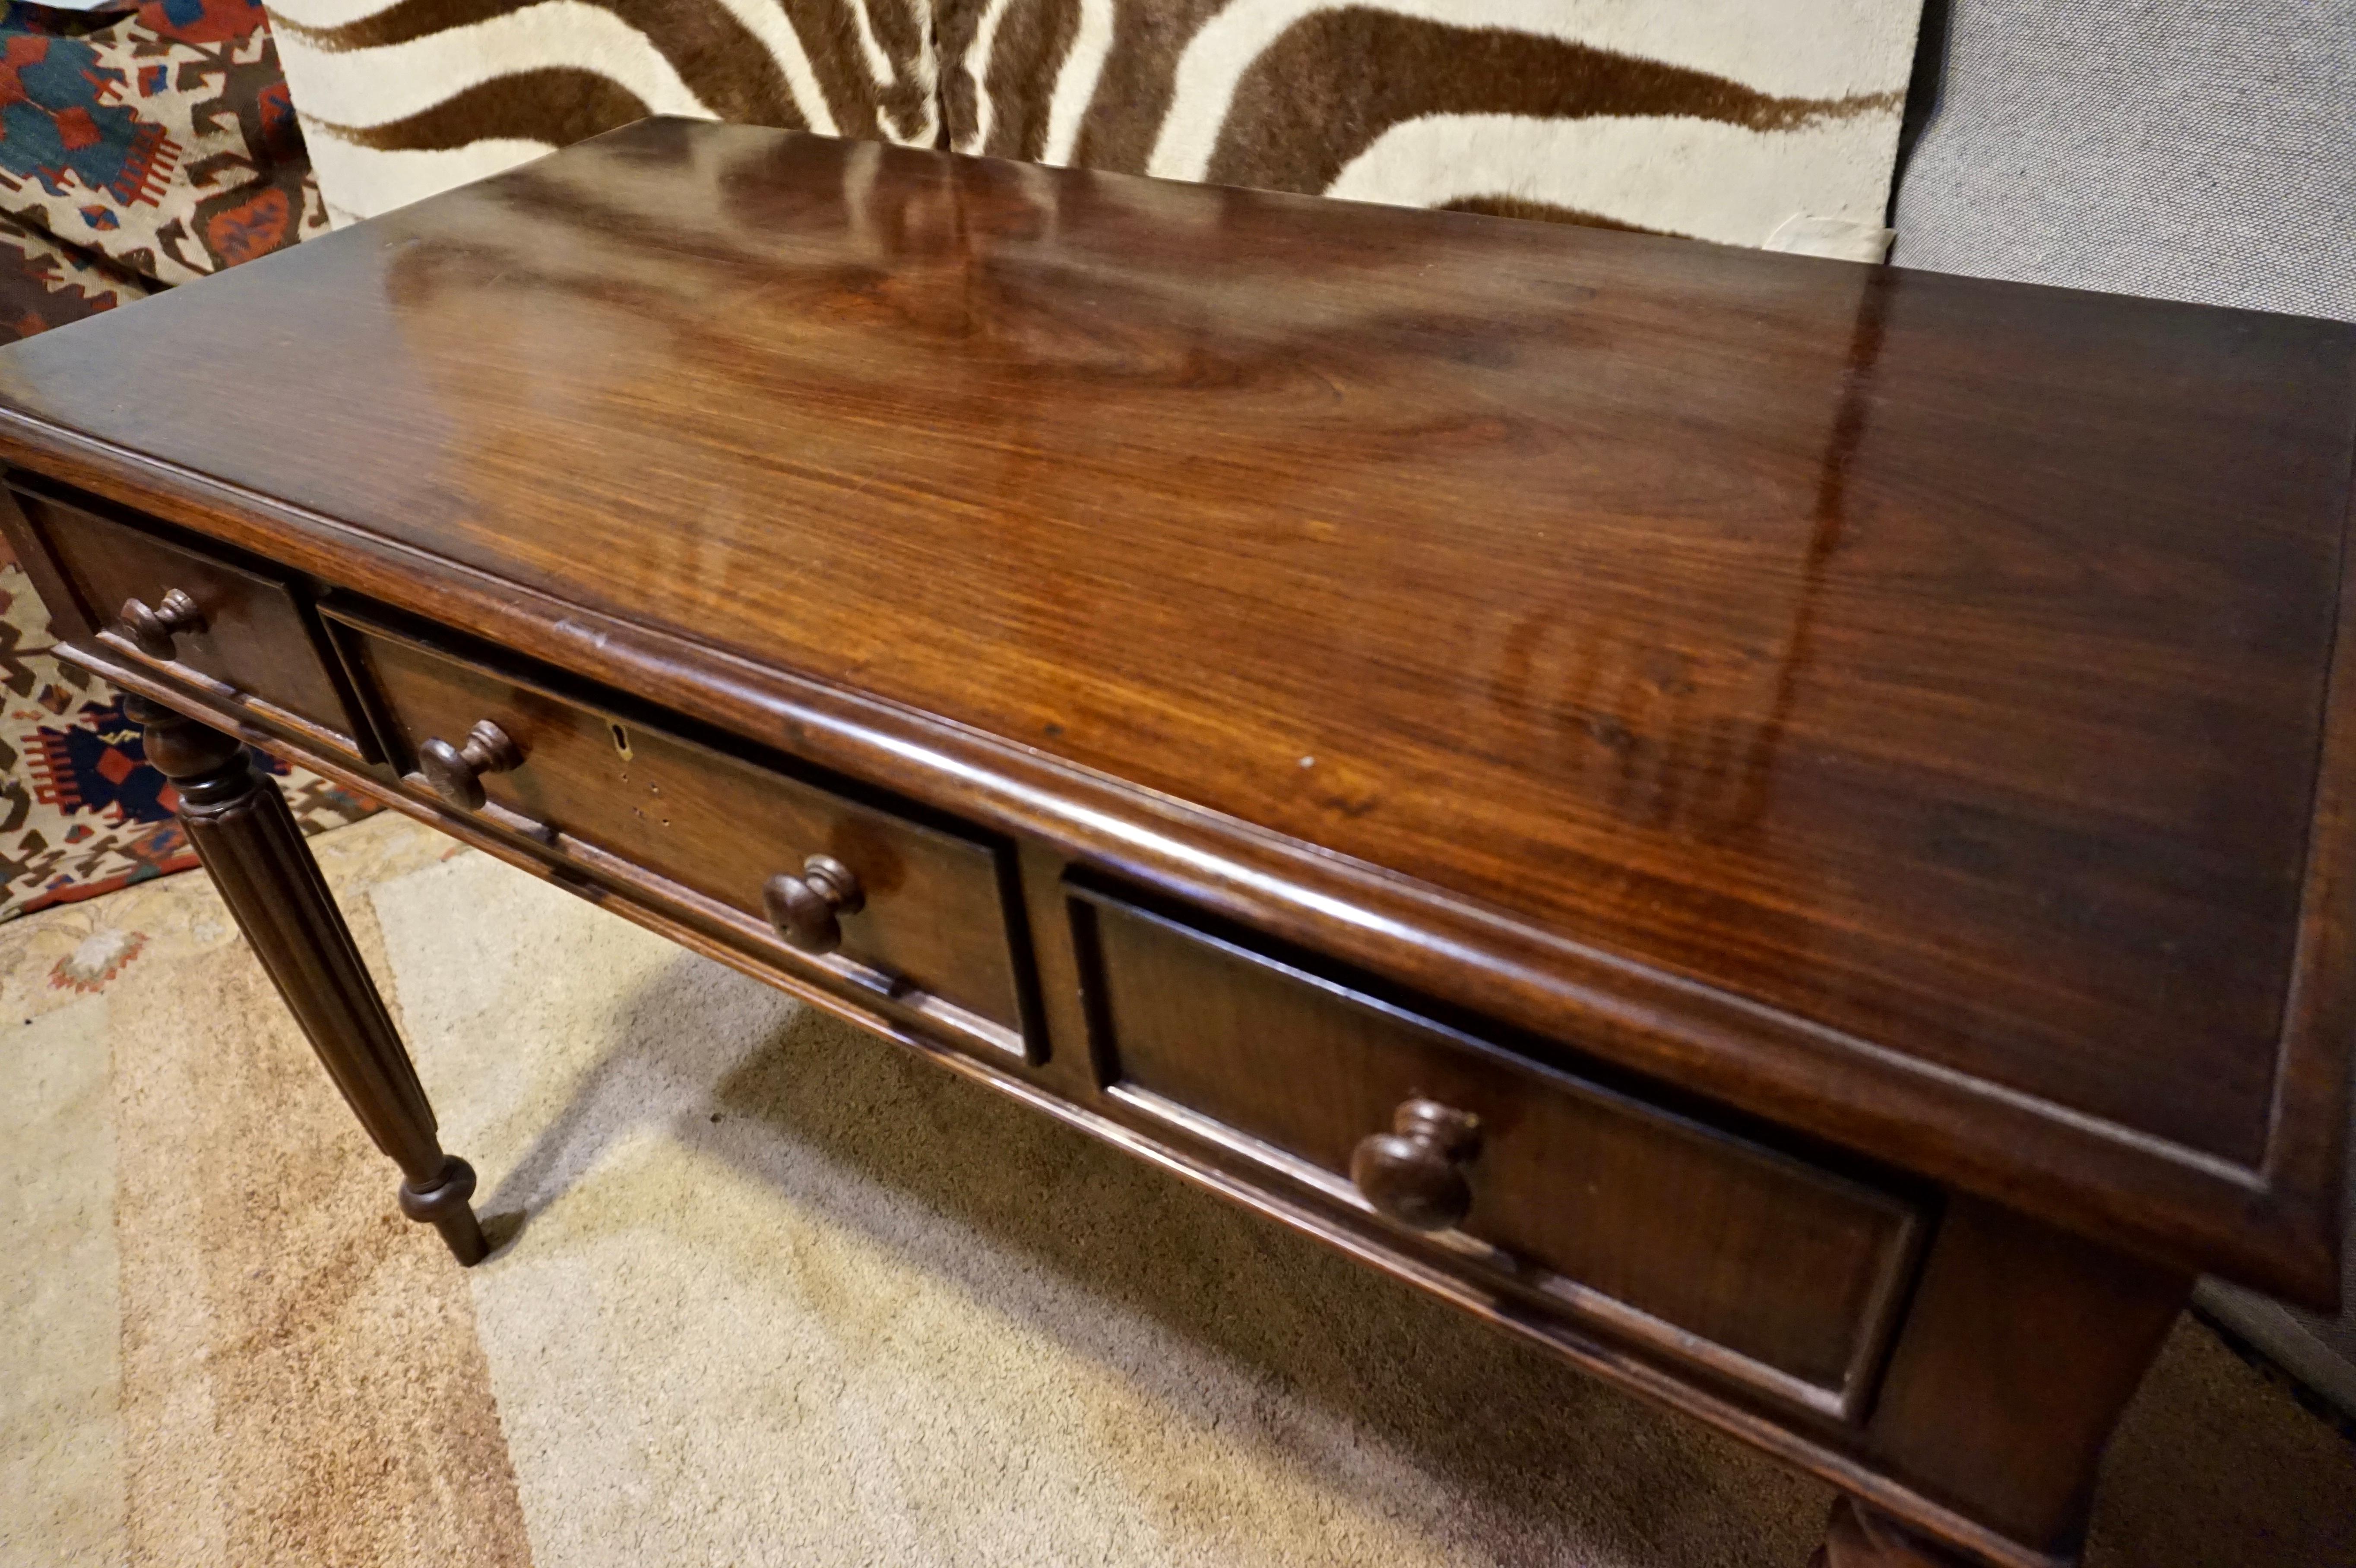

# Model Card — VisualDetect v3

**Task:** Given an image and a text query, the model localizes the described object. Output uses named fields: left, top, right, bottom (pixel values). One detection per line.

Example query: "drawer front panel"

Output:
left=342, top=621, right=1028, bottom=1041
left=16, top=490, right=363, bottom=754
left=1078, top=891, right=1923, bottom=1416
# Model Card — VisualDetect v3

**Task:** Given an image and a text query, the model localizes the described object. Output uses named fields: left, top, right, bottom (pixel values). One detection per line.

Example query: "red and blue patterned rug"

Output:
left=0, top=0, right=367, bottom=920
left=0, top=0, right=327, bottom=331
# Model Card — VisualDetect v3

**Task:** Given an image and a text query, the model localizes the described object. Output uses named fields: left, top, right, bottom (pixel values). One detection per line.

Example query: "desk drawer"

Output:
left=8, top=487, right=366, bottom=756
left=336, top=617, right=1029, bottom=1046
left=1074, top=890, right=1925, bottom=1419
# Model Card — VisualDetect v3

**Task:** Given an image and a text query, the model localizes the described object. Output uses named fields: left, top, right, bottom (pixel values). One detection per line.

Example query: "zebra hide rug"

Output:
left=266, top=0, right=1920, bottom=255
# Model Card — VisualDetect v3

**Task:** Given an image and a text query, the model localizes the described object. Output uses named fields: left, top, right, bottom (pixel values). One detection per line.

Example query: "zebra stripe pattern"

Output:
left=268, top=0, right=1916, bottom=250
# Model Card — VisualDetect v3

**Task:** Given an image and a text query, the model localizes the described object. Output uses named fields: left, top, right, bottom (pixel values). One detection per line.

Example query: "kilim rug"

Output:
left=0, top=0, right=366, bottom=921
left=0, top=0, right=329, bottom=331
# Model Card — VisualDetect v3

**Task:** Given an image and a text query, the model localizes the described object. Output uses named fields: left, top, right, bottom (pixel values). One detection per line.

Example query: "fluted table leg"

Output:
left=132, top=695, right=488, bottom=1265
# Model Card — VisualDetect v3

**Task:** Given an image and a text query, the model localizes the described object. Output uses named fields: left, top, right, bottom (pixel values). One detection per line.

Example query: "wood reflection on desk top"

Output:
left=2, top=118, right=2351, bottom=1297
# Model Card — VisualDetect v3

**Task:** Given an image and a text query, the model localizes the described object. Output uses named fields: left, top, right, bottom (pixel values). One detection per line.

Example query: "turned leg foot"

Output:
left=398, top=1154, right=490, bottom=1264
left=133, top=695, right=491, bottom=1265
left=1811, top=1497, right=1978, bottom=1568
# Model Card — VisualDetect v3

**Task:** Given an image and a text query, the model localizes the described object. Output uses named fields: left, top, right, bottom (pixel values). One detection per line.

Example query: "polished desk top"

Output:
left=2, top=118, right=2349, bottom=1299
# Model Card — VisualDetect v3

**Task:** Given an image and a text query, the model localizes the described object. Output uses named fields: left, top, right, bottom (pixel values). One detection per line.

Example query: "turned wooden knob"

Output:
left=119, top=589, right=205, bottom=660
left=418, top=719, right=522, bottom=810
left=1350, top=1097, right=1482, bottom=1231
left=763, top=854, right=865, bottom=954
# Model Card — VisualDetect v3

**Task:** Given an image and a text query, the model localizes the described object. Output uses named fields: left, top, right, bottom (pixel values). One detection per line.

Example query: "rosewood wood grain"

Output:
left=1864, top=1197, right=2189, bottom=1549
left=0, top=128, right=2341, bottom=1169
left=332, top=608, right=1030, bottom=1037
left=0, top=122, right=2343, bottom=1301
left=128, top=693, right=488, bottom=1265
left=1076, top=886, right=1927, bottom=1420
left=1016, top=838, right=1094, bottom=1089
left=10, top=482, right=369, bottom=756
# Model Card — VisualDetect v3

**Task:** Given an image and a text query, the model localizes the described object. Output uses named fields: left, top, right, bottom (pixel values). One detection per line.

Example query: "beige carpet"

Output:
left=4, top=812, right=2354, bottom=1567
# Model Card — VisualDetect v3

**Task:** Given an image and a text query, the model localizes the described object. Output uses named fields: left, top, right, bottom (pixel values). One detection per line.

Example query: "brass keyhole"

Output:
left=609, top=721, right=633, bottom=760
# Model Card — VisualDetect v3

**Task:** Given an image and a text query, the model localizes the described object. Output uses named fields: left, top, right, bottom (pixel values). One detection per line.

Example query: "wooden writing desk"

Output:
left=2, top=119, right=2350, bottom=1567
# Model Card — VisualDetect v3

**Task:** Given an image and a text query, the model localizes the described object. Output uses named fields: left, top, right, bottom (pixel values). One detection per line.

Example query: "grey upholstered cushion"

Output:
left=1894, top=0, right=2356, bottom=321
